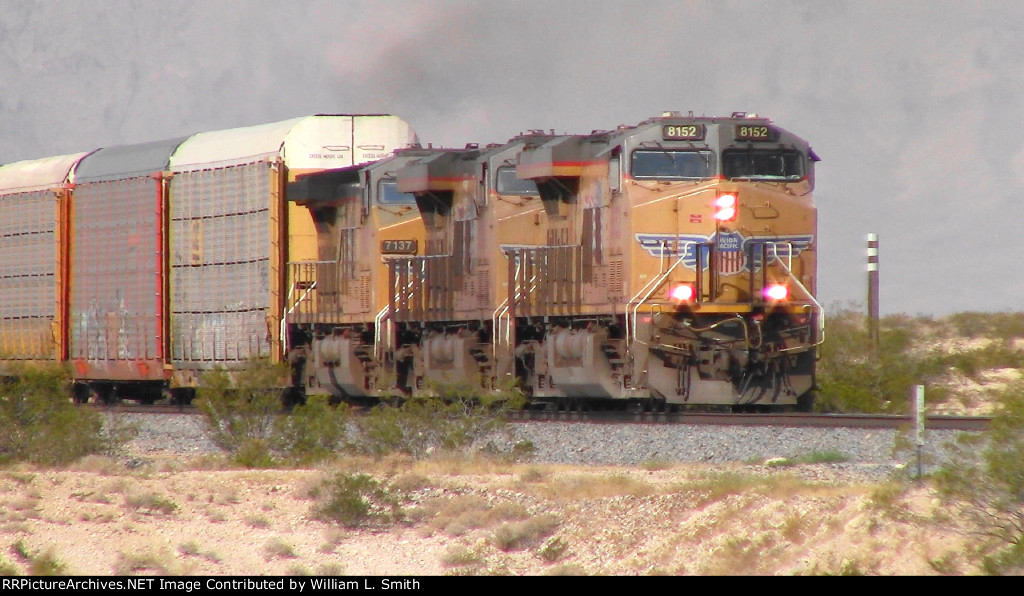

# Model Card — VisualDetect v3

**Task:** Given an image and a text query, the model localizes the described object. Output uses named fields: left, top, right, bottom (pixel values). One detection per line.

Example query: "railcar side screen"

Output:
left=631, top=150, right=714, bottom=180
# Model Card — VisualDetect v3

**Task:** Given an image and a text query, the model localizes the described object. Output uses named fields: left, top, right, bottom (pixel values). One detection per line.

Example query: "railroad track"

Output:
left=85, top=403, right=199, bottom=415
left=87, top=402, right=990, bottom=432
left=508, top=410, right=990, bottom=431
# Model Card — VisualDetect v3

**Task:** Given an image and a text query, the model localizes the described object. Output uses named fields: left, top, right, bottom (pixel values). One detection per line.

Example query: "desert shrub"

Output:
left=311, top=472, right=403, bottom=529
left=177, top=541, right=221, bottom=563
left=0, top=362, right=134, bottom=466
left=12, top=539, right=65, bottom=576
left=262, top=538, right=298, bottom=560
left=934, top=382, right=1024, bottom=574
left=932, top=340, right=1024, bottom=381
left=490, top=514, right=560, bottom=551
left=797, top=450, right=849, bottom=464
left=272, top=397, right=351, bottom=465
left=816, top=306, right=948, bottom=413
left=441, top=544, right=484, bottom=568
left=197, top=359, right=285, bottom=457
left=537, top=536, right=569, bottom=562
left=202, top=363, right=518, bottom=464
left=817, top=306, right=1024, bottom=412
left=0, top=556, right=18, bottom=575
left=124, top=492, right=179, bottom=515
left=198, top=359, right=349, bottom=467
left=114, top=550, right=178, bottom=575
left=946, top=311, right=1024, bottom=341
left=355, top=383, right=522, bottom=458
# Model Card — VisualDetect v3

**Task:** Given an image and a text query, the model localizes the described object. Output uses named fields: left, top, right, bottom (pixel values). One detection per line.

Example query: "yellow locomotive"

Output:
left=288, top=113, right=821, bottom=411
left=509, top=112, right=821, bottom=410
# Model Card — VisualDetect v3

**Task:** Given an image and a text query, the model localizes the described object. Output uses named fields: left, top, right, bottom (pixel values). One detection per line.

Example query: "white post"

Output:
left=914, top=385, right=925, bottom=479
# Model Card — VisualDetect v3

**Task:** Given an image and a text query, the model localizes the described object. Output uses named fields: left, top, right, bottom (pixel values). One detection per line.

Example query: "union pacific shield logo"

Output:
left=714, top=231, right=746, bottom=275
left=635, top=232, right=813, bottom=275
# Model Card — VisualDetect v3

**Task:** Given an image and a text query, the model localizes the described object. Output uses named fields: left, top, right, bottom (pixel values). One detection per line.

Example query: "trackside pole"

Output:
left=867, top=233, right=880, bottom=354
left=913, top=385, right=925, bottom=480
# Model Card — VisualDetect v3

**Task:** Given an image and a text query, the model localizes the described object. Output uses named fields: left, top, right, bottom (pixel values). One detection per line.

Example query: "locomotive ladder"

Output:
left=281, top=260, right=333, bottom=352
left=388, top=255, right=454, bottom=322
left=492, top=250, right=540, bottom=365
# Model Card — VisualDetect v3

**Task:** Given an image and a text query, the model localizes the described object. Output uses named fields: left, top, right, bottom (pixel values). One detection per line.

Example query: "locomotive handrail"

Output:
left=281, top=277, right=318, bottom=353
left=374, top=305, right=390, bottom=362
left=387, top=256, right=435, bottom=317
left=504, top=245, right=571, bottom=318
left=492, top=299, right=509, bottom=365
left=492, top=251, right=526, bottom=364
left=627, top=239, right=824, bottom=352
left=626, top=241, right=698, bottom=346
left=389, top=254, right=452, bottom=316
left=766, top=242, right=825, bottom=348
left=285, top=279, right=318, bottom=315
left=282, top=260, right=337, bottom=352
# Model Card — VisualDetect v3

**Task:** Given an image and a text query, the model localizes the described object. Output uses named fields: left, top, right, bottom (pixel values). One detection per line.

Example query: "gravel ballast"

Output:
left=112, top=412, right=971, bottom=478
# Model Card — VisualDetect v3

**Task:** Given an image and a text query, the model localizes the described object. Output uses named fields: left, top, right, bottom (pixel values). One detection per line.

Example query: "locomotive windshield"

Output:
left=722, top=149, right=804, bottom=181
left=496, top=166, right=539, bottom=196
left=631, top=150, right=714, bottom=180
left=378, top=179, right=417, bottom=205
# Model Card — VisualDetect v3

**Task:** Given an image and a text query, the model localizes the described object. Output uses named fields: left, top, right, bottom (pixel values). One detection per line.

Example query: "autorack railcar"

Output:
left=0, top=114, right=418, bottom=403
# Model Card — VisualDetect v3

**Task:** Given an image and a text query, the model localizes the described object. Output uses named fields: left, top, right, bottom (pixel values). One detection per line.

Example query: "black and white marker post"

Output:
left=867, top=233, right=880, bottom=354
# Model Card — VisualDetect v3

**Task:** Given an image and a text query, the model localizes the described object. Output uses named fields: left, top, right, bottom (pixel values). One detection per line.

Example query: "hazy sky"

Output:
left=2, top=0, right=1023, bottom=316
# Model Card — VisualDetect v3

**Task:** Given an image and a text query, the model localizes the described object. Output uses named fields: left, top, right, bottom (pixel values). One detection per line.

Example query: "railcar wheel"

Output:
left=92, top=383, right=116, bottom=405
left=71, top=383, right=90, bottom=405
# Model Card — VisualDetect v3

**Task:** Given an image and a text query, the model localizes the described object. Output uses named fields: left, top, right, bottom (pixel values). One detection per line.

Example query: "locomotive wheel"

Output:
left=281, top=386, right=306, bottom=409
left=169, top=387, right=196, bottom=406
left=796, top=391, right=816, bottom=413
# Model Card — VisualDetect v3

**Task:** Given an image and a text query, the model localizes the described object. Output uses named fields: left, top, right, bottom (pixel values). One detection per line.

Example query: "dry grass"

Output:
left=262, top=537, right=299, bottom=560
left=0, top=452, right=989, bottom=576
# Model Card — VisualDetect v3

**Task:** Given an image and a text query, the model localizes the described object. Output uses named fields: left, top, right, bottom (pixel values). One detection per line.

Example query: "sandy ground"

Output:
left=0, top=453, right=979, bottom=577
